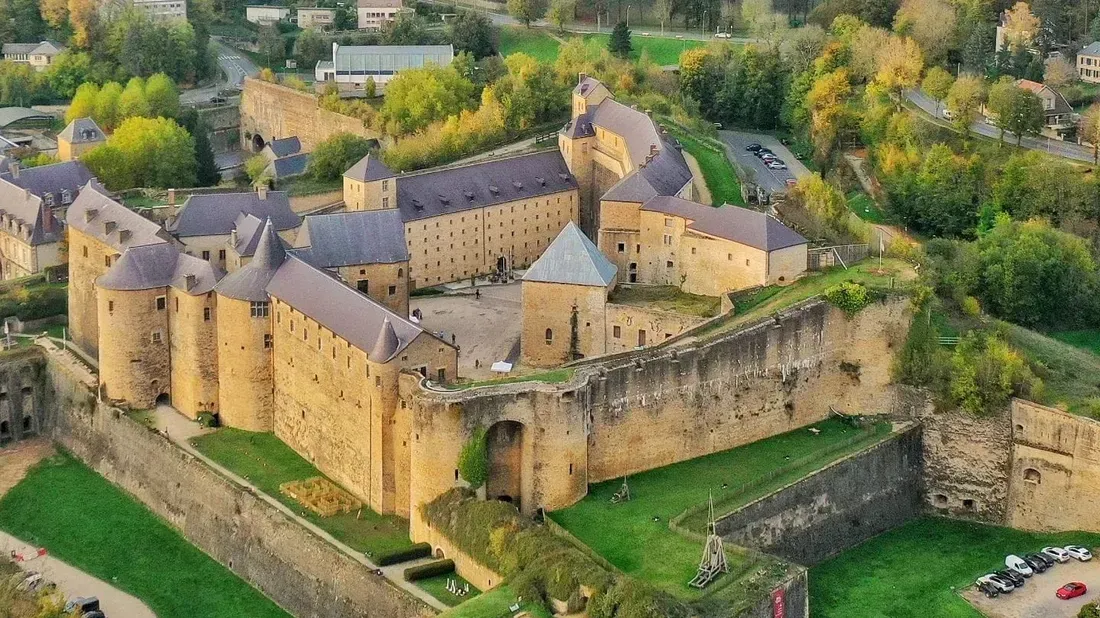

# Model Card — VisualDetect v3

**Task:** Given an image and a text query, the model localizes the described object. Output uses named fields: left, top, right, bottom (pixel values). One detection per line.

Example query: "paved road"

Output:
left=718, top=130, right=808, bottom=194
left=181, top=39, right=260, bottom=105
left=905, top=89, right=1095, bottom=164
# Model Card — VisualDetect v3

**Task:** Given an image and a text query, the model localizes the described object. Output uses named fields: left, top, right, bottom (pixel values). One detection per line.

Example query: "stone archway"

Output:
left=486, top=420, right=525, bottom=509
left=251, top=133, right=266, bottom=152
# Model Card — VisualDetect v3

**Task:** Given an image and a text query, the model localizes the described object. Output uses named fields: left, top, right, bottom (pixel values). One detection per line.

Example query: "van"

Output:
left=1006, top=555, right=1033, bottom=576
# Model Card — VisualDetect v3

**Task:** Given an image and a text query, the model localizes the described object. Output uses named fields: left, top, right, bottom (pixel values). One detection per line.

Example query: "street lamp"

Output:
left=627, top=4, right=631, bottom=27
left=702, top=10, right=707, bottom=37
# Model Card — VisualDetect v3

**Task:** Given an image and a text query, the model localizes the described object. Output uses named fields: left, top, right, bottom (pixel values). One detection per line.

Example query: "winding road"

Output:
left=181, top=39, right=261, bottom=105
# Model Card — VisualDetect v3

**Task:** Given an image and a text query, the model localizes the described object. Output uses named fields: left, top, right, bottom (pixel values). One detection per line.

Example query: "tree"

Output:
left=806, top=69, right=852, bottom=160
left=990, top=150, right=1083, bottom=223
left=781, top=24, right=827, bottom=74
left=382, top=13, right=432, bottom=45
left=1080, top=104, right=1100, bottom=165
left=987, top=81, right=1043, bottom=147
left=245, top=154, right=271, bottom=186
left=45, top=52, right=91, bottom=99
left=921, top=66, right=954, bottom=114
left=1001, top=1, right=1039, bottom=52
left=653, top=0, right=673, bottom=33
left=1043, top=56, right=1075, bottom=88
left=119, top=77, right=151, bottom=120
left=178, top=109, right=219, bottom=186
left=945, top=74, right=985, bottom=139
left=608, top=21, right=632, bottom=59
left=307, top=133, right=375, bottom=180
left=892, top=0, right=955, bottom=64
left=378, top=65, right=477, bottom=134
left=257, top=24, right=286, bottom=65
left=145, top=73, right=179, bottom=118
left=547, top=0, right=575, bottom=33
left=93, top=81, right=123, bottom=131
left=333, top=5, right=355, bottom=31
left=68, top=0, right=98, bottom=48
left=679, top=48, right=722, bottom=117
left=949, top=332, right=1040, bottom=416
left=39, top=0, right=68, bottom=29
left=506, top=0, right=547, bottom=27
left=82, top=116, right=197, bottom=189
left=447, top=11, right=497, bottom=59
left=296, top=29, right=330, bottom=71
left=873, top=35, right=923, bottom=105
left=961, top=22, right=994, bottom=74
left=66, top=82, right=99, bottom=124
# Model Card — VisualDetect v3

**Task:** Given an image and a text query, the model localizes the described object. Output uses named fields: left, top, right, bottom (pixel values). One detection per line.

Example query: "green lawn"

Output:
left=810, top=517, right=1100, bottom=618
left=499, top=27, right=562, bottom=62
left=446, top=367, right=575, bottom=390
left=846, top=191, right=887, bottom=224
left=189, top=429, right=414, bottom=557
left=663, top=125, right=747, bottom=207
left=0, top=452, right=290, bottom=618
left=1004, top=323, right=1100, bottom=416
left=437, top=584, right=552, bottom=618
left=550, top=418, right=895, bottom=601
left=581, top=33, right=709, bottom=65
left=416, top=571, right=481, bottom=607
left=498, top=27, right=717, bottom=65
left=1050, top=329, right=1100, bottom=356
left=609, top=285, right=721, bottom=318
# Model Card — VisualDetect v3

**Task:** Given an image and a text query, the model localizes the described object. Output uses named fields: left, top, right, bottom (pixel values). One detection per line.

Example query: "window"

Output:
left=249, top=301, right=269, bottom=318
left=382, top=178, right=389, bottom=190
left=437, top=368, right=446, bottom=382
left=728, top=253, right=733, bottom=261
left=663, top=234, right=672, bottom=246
left=219, top=249, right=226, bottom=261
left=388, top=285, right=396, bottom=295
left=104, top=255, right=111, bottom=267
left=151, top=331, right=162, bottom=343
left=155, top=296, right=166, bottom=311
left=398, top=268, right=403, bottom=278
left=202, top=250, right=210, bottom=260
left=545, top=328, right=553, bottom=344
left=638, top=329, right=646, bottom=346
left=264, top=334, right=272, bottom=349
left=357, top=280, right=369, bottom=293
left=83, top=246, right=88, bottom=258
left=203, top=307, right=211, bottom=321
left=61, top=189, right=71, bottom=204
left=617, top=242, right=625, bottom=253
left=382, top=197, right=389, bottom=209
left=745, top=259, right=750, bottom=267
left=666, top=260, right=673, bottom=268
left=613, top=325, right=621, bottom=338
left=108, top=300, right=114, bottom=312
left=43, top=194, right=54, bottom=207
left=691, top=247, right=696, bottom=255
left=664, top=217, right=674, bottom=227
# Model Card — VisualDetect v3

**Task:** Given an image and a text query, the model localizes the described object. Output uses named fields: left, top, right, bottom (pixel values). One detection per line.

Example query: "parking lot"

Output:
left=963, top=556, right=1100, bottom=618
left=718, top=130, right=810, bottom=194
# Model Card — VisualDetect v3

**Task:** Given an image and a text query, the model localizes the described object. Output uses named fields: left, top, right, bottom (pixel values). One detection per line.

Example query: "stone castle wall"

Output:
left=240, top=78, right=379, bottom=152
left=96, top=286, right=170, bottom=406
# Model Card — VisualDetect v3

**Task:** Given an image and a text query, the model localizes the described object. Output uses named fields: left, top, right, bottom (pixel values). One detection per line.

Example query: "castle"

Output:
left=64, top=76, right=815, bottom=522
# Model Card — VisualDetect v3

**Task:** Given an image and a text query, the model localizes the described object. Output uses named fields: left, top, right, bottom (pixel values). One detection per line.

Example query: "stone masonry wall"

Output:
left=240, top=78, right=379, bottom=152
left=737, top=569, right=809, bottom=618
left=714, top=424, right=923, bottom=566
left=41, top=346, right=434, bottom=618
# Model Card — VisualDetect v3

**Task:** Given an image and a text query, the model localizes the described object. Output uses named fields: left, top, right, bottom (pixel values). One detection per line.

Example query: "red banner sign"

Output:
left=772, top=588, right=786, bottom=618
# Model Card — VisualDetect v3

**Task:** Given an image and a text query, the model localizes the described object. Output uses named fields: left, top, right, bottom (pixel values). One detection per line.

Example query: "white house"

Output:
left=314, top=43, right=454, bottom=88
left=357, top=0, right=402, bottom=30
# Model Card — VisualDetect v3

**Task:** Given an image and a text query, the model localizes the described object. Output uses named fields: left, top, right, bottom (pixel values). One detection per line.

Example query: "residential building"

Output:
left=261, top=136, right=302, bottom=161
left=57, top=117, right=106, bottom=162
left=1015, top=79, right=1075, bottom=138
left=315, top=43, right=454, bottom=88
left=1078, top=42, right=1100, bottom=84
left=357, top=0, right=401, bottom=30
left=246, top=5, right=291, bottom=24
left=0, top=172, right=65, bottom=281
left=296, top=7, right=336, bottom=30
left=132, top=0, right=187, bottom=21
left=1, top=159, right=95, bottom=224
left=1, top=41, right=65, bottom=71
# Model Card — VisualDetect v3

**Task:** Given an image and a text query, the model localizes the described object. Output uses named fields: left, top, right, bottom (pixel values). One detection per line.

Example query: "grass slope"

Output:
left=550, top=418, right=892, bottom=600
left=498, top=27, right=718, bottom=65
left=190, top=429, right=413, bottom=556
left=0, top=452, right=290, bottom=618
left=499, top=27, right=562, bottom=61
left=1050, top=329, right=1100, bottom=356
left=609, top=285, right=721, bottom=317
left=438, top=584, right=552, bottom=618
left=664, top=126, right=746, bottom=207
left=846, top=191, right=887, bottom=224
left=810, top=517, right=1100, bottom=618
left=1004, top=323, right=1100, bottom=415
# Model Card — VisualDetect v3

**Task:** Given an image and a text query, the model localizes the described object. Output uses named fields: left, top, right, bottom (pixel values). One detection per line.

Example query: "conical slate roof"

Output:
left=369, top=317, right=400, bottom=362
left=215, top=219, right=286, bottom=301
left=523, top=221, right=617, bottom=287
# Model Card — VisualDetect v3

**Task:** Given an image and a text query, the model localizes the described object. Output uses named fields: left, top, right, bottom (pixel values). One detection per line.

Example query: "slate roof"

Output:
left=66, top=181, right=170, bottom=252
left=98, top=243, right=223, bottom=294
left=0, top=177, right=60, bottom=246
left=396, top=151, right=576, bottom=222
left=601, top=142, right=693, bottom=203
left=590, top=99, right=667, bottom=169
left=2, top=160, right=95, bottom=207
left=641, top=196, right=807, bottom=251
left=168, top=191, right=300, bottom=237
left=344, top=152, right=393, bottom=181
left=263, top=136, right=302, bottom=160
left=332, top=44, right=454, bottom=74
left=58, top=118, right=104, bottom=145
left=231, top=213, right=265, bottom=257
left=2, top=41, right=64, bottom=57
left=1082, top=42, right=1100, bottom=57
left=523, top=221, right=617, bottom=287
left=265, top=254, right=427, bottom=362
left=295, top=209, right=407, bottom=267
left=561, top=111, right=595, bottom=139
left=266, top=153, right=309, bottom=179
left=216, top=219, right=286, bottom=301
left=1014, top=79, right=1074, bottom=117
left=574, top=76, right=603, bottom=98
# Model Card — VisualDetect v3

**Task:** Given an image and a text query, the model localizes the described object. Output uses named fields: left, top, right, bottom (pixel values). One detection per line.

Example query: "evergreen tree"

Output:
left=179, top=109, right=219, bottom=186
left=961, top=22, right=993, bottom=75
left=608, top=21, right=632, bottom=59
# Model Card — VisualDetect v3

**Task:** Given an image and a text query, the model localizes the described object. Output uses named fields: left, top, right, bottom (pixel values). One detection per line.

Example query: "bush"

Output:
left=1079, top=602, right=1100, bottom=618
left=457, top=426, right=488, bottom=488
left=824, top=281, right=872, bottom=315
left=0, top=285, right=66, bottom=321
left=403, top=559, right=454, bottom=581
left=306, top=133, right=374, bottom=181
left=375, top=542, right=432, bottom=566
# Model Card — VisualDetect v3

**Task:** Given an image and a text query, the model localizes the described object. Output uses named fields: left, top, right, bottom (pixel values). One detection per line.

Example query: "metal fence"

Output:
left=807, top=244, right=870, bottom=271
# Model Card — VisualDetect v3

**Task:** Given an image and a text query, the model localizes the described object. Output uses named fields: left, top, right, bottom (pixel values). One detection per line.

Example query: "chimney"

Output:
left=41, top=212, right=53, bottom=234
left=649, top=143, right=658, bottom=157
left=184, top=273, right=197, bottom=291
left=119, top=229, right=131, bottom=243
left=10, top=161, right=19, bottom=179
left=230, top=228, right=238, bottom=247
left=167, top=188, right=176, bottom=206
left=84, top=207, right=98, bottom=223
left=578, top=72, right=587, bottom=84
left=257, top=185, right=268, bottom=201
left=104, top=220, right=116, bottom=235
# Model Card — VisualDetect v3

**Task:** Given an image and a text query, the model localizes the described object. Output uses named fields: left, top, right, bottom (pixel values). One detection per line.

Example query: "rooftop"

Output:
left=66, top=181, right=170, bottom=252
left=98, top=243, right=223, bottom=294
left=215, top=219, right=285, bottom=302
left=2, top=160, right=96, bottom=205
left=0, top=176, right=59, bottom=246
left=266, top=153, right=310, bottom=180
left=168, top=190, right=300, bottom=237
left=331, top=44, right=454, bottom=74
left=523, top=221, right=617, bottom=287
left=1082, top=42, right=1100, bottom=56
left=641, top=196, right=806, bottom=251
left=2, top=41, right=65, bottom=56
left=344, top=152, right=393, bottom=182
left=0, top=108, right=51, bottom=128
left=295, top=209, right=408, bottom=267
left=58, top=117, right=105, bottom=145
left=263, top=136, right=302, bottom=160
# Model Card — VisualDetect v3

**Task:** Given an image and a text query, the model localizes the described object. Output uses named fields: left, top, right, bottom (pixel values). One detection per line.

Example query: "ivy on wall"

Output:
left=457, top=426, right=489, bottom=489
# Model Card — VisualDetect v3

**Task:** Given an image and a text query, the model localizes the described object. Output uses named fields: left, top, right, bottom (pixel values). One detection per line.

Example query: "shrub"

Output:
left=0, top=285, right=66, bottom=321
left=306, top=133, right=374, bottom=181
left=375, top=542, right=432, bottom=566
left=824, top=281, right=872, bottom=315
left=1079, top=602, right=1100, bottom=618
left=456, top=426, right=488, bottom=488
left=403, top=559, right=454, bottom=582
left=948, top=332, right=1042, bottom=416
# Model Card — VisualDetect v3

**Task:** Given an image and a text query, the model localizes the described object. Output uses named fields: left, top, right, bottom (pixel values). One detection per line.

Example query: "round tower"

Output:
left=168, top=264, right=221, bottom=419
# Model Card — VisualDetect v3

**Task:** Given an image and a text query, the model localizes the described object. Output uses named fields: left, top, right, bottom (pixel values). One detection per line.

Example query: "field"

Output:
left=846, top=191, right=887, bottom=224
left=499, top=27, right=562, bottom=62
left=498, top=27, right=714, bottom=65
left=550, top=418, right=895, bottom=602
left=189, top=429, right=414, bottom=557
left=1004, top=323, right=1100, bottom=416
left=581, top=33, right=708, bottom=65
left=0, top=452, right=289, bottom=618
left=664, top=125, right=747, bottom=206
left=810, top=517, right=1100, bottom=618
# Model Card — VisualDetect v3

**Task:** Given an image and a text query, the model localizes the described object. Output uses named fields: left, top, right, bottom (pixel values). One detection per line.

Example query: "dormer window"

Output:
left=61, top=189, right=71, bottom=204
left=488, top=185, right=499, bottom=195
left=513, top=181, right=523, bottom=190
left=464, top=191, right=474, bottom=200
left=43, top=194, right=54, bottom=207
left=437, top=194, right=450, bottom=205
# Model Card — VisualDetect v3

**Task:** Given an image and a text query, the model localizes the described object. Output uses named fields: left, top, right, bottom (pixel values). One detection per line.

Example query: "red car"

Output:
left=1057, top=582, right=1087, bottom=600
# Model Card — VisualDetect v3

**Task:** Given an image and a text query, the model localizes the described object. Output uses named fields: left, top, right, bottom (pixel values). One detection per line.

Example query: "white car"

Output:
left=979, top=574, right=1015, bottom=593
left=1065, top=545, right=1094, bottom=561
left=942, top=109, right=955, bottom=120
left=1042, top=547, right=1071, bottom=563
left=1006, top=554, right=1034, bottom=576
left=714, top=32, right=732, bottom=39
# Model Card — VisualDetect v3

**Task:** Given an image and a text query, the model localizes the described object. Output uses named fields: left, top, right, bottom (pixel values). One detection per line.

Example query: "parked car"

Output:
left=1029, top=552, right=1056, bottom=568
left=1066, top=545, right=1094, bottom=561
left=760, top=154, right=778, bottom=162
left=714, top=31, right=732, bottom=39
left=975, top=580, right=1000, bottom=598
left=942, top=109, right=956, bottom=120
left=1023, top=555, right=1048, bottom=573
left=755, top=149, right=773, bottom=158
left=1043, top=547, right=1072, bottom=563
left=745, top=143, right=762, bottom=152
left=996, top=569, right=1025, bottom=587
left=1006, top=555, right=1034, bottom=576
left=766, top=161, right=788, bottom=170
left=979, top=574, right=1015, bottom=593
left=1057, top=582, right=1088, bottom=600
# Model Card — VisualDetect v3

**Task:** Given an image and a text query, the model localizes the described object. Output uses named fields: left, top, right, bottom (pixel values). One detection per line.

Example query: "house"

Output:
left=261, top=136, right=302, bottom=162
left=131, top=0, right=187, bottom=21
left=263, top=153, right=310, bottom=182
left=315, top=43, right=454, bottom=88
left=357, top=0, right=402, bottom=31
left=1, top=159, right=96, bottom=221
left=296, top=7, right=337, bottom=30
left=246, top=5, right=291, bottom=24
left=57, top=117, right=106, bottom=161
left=2, top=41, right=65, bottom=71
left=1015, top=79, right=1075, bottom=138
left=1078, top=42, right=1100, bottom=84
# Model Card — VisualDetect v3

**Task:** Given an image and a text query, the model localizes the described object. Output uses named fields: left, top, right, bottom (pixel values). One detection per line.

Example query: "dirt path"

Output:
left=0, top=439, right=53, bottom=497
left=682, top=150, right=713, bottom=205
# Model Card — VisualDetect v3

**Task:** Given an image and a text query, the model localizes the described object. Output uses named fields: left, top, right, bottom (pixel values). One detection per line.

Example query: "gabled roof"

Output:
left=66, top=181, right=169, bottom=252
left=295, top=209, right=407, bottom=267
left=2, top=160, right=96, bottom=205
left=98, top=243, right=223, bottom=294
left=0, top=107, right=51, bottom=128
left=344, top=152, right=393, bottom=182
left=58, top=118, right=104, bottom=145
left=216, top=219, right=286, bottom=301
left=168, top=190, right=300, bottom=237
left=395, top=151, right=576, bottom=222
left=1014, top=79, right=1073, bottom=116
left=332, top=44, right=454, bottom=74
left=1082, top=42, right=1100, bottom=57
left=0, top=177, right=59, bottom=246
left=266, top=153, right=309, bottom=179
left=2, top=40, right=64, bottom=56
left=265, top=255, right=427, bottom=362
left=561, top=112, right=595, bottom=139
left=590, top=99, right=667, bottom=169
left=601, top=141, right=693, bottom=203
left=574, top=76, right=603, bottom=98
left=523, top=221, right=617, bottom=287
left=263, top=136, right=301, bottom=160
left=641, top=196, right=807, bottom=251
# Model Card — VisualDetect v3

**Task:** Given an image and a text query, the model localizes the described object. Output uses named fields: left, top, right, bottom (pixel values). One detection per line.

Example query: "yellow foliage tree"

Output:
left=873, top=35, right=923, bottom=105
left=1002, top=1, right=1039, bottom=52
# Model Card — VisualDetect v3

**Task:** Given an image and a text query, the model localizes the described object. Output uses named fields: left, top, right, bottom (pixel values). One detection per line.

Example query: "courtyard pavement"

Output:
left=963, top=556, right=1100, bottom=618
left=411, top=282, right=523, bottom=381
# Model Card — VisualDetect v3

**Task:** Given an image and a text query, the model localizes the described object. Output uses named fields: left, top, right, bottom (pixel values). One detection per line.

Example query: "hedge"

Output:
left=403, top=559, right=454, bottom=582
left=375, top=542, right=432, bottom=566
left=0, top=285, right=66, bottom=321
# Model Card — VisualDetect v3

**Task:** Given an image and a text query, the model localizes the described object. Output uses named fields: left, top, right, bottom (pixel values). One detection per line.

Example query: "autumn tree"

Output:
left=781, top=24, right=827, bottom=74
left=39, top=0, right=68, bottom=29
left=257, top=24, right=286, bottom=65
left=547, top=0, right=574, bottom=33
left=145, top=73, right=180, bottom=118
left=82, top=116, right=197, bottom=189
left=119, top=77, right=150, bottom=120
left=1001, top=1, right=1039, bottom=51
left=893, top=0, right=956, bottom=64
left=987, top=80, right=1043, bottom=147
left=296, top=29, right=329, bottom=70
left=308, top=133, right=374, bottom=180
left=378, top=65, right=477, bottom=134
left=1043, top=56, right=1075, bottom=88
left=1080, top=104, right=1100, bottom=165
left=45, top=52, right=91, bottom=99
left=65, top=83, right=99, bottom=124
left=68, top=0, right=98, bottom=48
left=93, top=81, right=123, bottom=131
left=945, top=74, right=985, bottom=139
left=921, top=66, right=954, bottom=115
left=507, top=0, right=547, bottom=27
left=873, top=35, right=923, bottom=106
left=806, top=68, right=851, bottom=160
